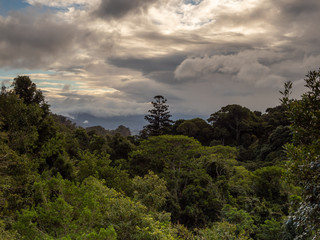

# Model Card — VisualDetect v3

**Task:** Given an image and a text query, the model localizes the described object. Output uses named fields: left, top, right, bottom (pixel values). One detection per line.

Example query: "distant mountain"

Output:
left=68, top=113, right=208, bottom=135
left=69, top=113, right=145, bottom=135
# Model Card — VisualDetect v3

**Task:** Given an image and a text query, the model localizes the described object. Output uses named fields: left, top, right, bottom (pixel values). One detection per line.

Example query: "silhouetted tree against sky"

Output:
left=12, top=75, right=49, bottom=115
left=143, top=95, right=173, bottom=136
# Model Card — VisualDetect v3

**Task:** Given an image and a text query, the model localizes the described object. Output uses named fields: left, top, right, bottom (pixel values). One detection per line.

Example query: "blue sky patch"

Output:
left=0, top=68, right=48, bottom=79
left=0, top=0, right=30, bottom=15
left=0, top=1, right=85, bottom=16
left=0, top=68, right=80, bottom=91
left=184, top=0, right=203, bottom=5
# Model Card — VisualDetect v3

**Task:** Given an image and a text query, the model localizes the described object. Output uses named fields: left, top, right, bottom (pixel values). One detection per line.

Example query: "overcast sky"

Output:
left=0, top=0, right=319, bottom=119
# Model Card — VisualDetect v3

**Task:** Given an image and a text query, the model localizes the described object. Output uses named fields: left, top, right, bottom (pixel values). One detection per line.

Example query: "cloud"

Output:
left=48, top=90, right=149, bottom=118
left=108, top=54, right=186, bottom=84
left=62, top=84, right=71, bottom=91
left=174, top=51, right=286, bottom=87
left=25, top=0, right=94, bottom=8
left=277, top=0, right=320, bottom=19
left=0, top=9, right=115, bottom=69
left=93, top=0, right=159, bottom=20
left=1, top=0, right=320, bottom=121
left=0, top=11, right=78, bottom=68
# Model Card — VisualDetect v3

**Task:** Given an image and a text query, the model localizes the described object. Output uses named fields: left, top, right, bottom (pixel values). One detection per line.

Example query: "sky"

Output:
left=0, top=0, right=320, bottom=122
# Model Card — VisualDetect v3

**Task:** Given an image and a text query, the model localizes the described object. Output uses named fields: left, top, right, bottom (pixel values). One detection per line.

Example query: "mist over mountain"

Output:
left=69, top=112, right=208, bottom=134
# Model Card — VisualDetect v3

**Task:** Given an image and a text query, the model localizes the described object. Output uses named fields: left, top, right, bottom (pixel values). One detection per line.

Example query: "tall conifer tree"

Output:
left=143, top=95, right=173, bottom=136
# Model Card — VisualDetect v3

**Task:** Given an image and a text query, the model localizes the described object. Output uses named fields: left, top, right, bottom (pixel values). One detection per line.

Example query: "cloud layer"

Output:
left=174, top=51, right=286, bottom=87
left=94, top=0, right=159, bottom=19
left=1, top=0, right=320, bottom=119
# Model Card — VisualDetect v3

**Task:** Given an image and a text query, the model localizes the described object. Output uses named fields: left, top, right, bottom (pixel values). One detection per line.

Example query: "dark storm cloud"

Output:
left=268, top=0, right=320, bottom=78
left=93, top=0, right=158, bottom=19
left=145, top=71, right=176, bottom=85
left=0, top=9, right=116, bottom=69
left=108, top=54, right=185, bottom=75
left=0, top=11, right=78, bottom=68
left=269, top=0, right=320, bottom=43
left=278, top=0, right=320, bottom=17
left=108, top=54, right=186, bottom=84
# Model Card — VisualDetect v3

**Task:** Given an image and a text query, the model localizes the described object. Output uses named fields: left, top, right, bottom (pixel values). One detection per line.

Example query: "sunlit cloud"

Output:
left=0, top=0, right=319, bottom=121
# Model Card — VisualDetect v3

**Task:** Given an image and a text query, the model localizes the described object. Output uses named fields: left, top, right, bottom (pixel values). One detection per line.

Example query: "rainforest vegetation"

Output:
left=1, top=69, right=320, bottom=239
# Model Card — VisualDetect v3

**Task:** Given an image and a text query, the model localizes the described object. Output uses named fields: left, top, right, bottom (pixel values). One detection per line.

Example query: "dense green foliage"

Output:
left=281, top=69, right=320, bottom=239
left=1, top=72, right=317, bottom=239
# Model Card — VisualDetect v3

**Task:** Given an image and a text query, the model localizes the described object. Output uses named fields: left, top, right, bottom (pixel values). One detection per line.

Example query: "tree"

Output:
left=221, top=204, right=256, bottom=237
left=256, top=218, right=282, bottom=240
left=11, top=76, right=49, bottom=115
left=108, top=133, right=135, bottom=160
left=143, top=95, right=173, bottom=136
left=77, top=151, right=132, bottom=194
left=252, top=166, right=287, bottom=204
left=208, top=104, right=256, bottom=146
left=0, top=90, right=54, bottom=154
left=175, top=118, right=213, bottom=145
left=129, top=135, right=237, bottom=227
left=263, top=105, right=290, bottom=131
left=132, top=171, right=169, bottom=212
left=281, top=68, right=320, bottom=239
left=196, top=221, right=250, bottom=240
left=13, top=176, right=177, bottom=239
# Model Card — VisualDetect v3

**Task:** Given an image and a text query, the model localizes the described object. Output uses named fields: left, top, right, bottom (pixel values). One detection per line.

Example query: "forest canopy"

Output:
left=1, top=70, right=320, bottom=239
